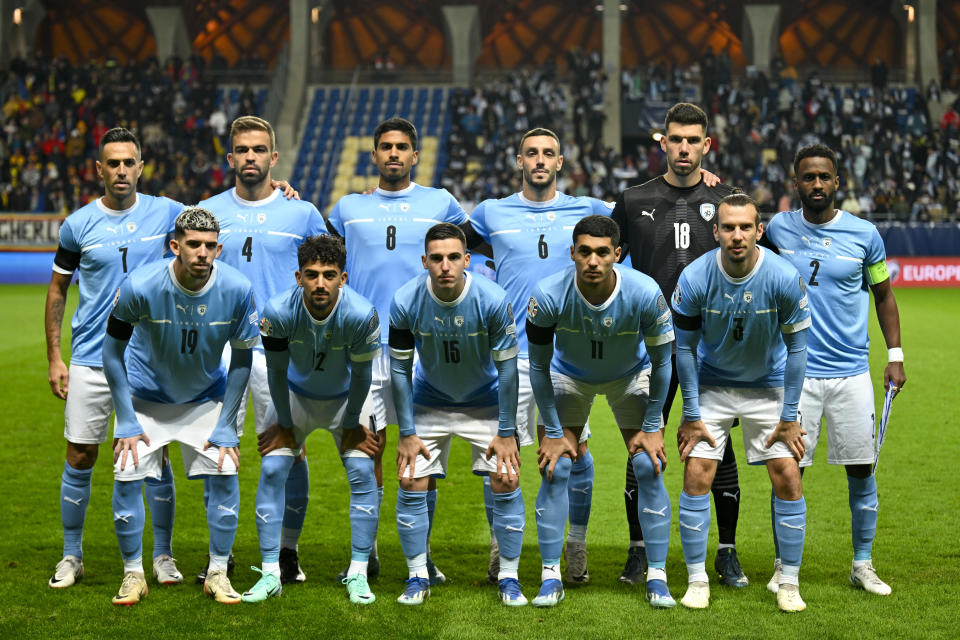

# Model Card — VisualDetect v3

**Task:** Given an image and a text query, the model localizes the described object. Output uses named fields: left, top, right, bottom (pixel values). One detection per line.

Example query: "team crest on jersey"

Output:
left=400, top=203, right=410, bottom=212
left=527, top=296, right=538, bottom=318
left=546, top=212, right=556, bottom=222
left=455, top=315, right=464, bottom=327
left=257, top=213, right=267, bottom=224
left=603, top=317, right=613, bottom=327
left=197, top=304, right=207, bottom=316
left=126, top=222, right=137, bottom=233
left=700, top=203, right=716, bottom=221
left=259, top=316, right=273, bottom=336
left=823, top=237, right=832, bottom=248
left=744, top=291, right=753, bottom=303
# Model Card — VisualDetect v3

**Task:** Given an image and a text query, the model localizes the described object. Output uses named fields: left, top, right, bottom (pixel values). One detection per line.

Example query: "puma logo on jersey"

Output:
left=105, top=226, right=119, bottom=234
left=724, top=293, right=736, bottom=302
left=641, top=209, right=656, bottom=220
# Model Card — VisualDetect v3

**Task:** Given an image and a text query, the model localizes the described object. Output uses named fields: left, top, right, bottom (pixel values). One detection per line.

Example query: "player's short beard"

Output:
left=525, top=168, right=555, bottom=194
left=800, top=190, right=835, bottom=215
left=237, top=165, right=267, bottom=188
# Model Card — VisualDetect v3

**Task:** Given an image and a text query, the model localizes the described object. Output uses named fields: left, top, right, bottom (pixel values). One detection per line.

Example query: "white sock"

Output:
left=123, top=556, right=144, bottom=574
left=498, top=556, right=519, bottom=580
left=647, top=567, right=667, bottom=582
left=347, top=560, right=368, bottom=577
left=407, top=552, right=428, bottom=579
left=686, top=562, right=708, bottom=583
left=541, top=564, right=562, bottom=582
left=717, top=543, right=734, bottom=551
left=209, top=554, right=230, bottom=572
left=262, top=561, right=280, bottom=578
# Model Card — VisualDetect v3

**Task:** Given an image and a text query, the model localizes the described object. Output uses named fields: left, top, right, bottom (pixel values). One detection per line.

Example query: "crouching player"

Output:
left=103, top=208, right=259, bottom=605
left=390, top=223, right=527, bottom=606
left=672, top=194, right=811, bottom=612
left=527, top=215, right=676, bottom=608
left=241, top=234, right=382, bottom=605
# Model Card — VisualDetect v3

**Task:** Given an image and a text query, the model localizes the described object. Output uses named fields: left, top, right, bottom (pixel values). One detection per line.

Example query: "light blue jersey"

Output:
left=528, top=265, right=674, bottom=383
left=469, top=192, right=613, bottom=357
left=328, top=183, right=468, bottom=343
left=390, top=272, right=518, bottom=407
left=201, top=188, right=327, bottom=311
left=765, top=209, right=887, bottom=378
left=52, top=194, right=183, bottom=366
left=672, top=248, right=811, bottom=387
left=111, top=259, right=260, bottom=404
left=259, top=285, right=381, bottom=400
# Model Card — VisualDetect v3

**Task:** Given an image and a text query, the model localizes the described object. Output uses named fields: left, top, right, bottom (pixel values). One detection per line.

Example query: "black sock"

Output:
left=711, top=438, right=740, bottom=546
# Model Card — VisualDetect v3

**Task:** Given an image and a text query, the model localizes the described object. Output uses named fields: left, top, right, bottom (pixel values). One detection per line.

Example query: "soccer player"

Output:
left=390, top=223, right=526, bottom=606
left=672, top=193, right=811, bottom=612
left=764, top=143, right=905, bottom=596
left=200, top=115, right=327, bottom=584
left=611, top=102, right=747, bottom=588
left=103, top=207, right=259, bottom=606
left=327, top=117, right=468, bottom=582
left=462, top=128, right=612, bottom=584
left=241, top=235, right=381, bottom=605
left=45, top=127, right=183, bottom=589
left=526, top=215, right=676, bottom=608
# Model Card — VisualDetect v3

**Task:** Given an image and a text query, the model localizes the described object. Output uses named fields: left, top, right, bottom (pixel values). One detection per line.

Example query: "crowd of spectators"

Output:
left=445, top=49, right=960, bottom=221
left=0, top=55, right=262, bottom=213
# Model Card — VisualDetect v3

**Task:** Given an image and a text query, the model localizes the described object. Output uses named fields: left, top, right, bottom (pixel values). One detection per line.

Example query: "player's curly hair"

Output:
left=572, top=215, right=620, bottom=248
left=374, top=117, right=418, bottom=150
left=664, top=102, right=708, bottom=131
left=424, top=222, right=466, bottom=252
left=99, top=127, right=141, bottom=159
left=174, top=207, right=220, bottom=237
left=231, top=115, right=276, bottom=152
left=793, top=143, right=838, bottom=176
left=298, top=234, right=346, bottom=270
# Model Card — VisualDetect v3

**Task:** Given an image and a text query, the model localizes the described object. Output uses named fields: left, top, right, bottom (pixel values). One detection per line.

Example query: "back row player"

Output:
left=612, top=103, right=747, bottom=588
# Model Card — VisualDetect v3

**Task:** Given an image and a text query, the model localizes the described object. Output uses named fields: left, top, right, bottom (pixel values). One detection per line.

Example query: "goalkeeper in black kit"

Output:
left=611, top=102, right=747, bottom=588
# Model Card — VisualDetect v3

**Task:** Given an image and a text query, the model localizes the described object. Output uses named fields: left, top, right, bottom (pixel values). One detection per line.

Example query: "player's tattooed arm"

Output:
left=870, top=278, right=906, bottom=394
left=44, top=272, right=72, bottom=399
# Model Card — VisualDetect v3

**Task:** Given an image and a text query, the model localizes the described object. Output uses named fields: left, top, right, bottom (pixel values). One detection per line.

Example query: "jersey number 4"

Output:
left=242, top=237, right=254, bottom=262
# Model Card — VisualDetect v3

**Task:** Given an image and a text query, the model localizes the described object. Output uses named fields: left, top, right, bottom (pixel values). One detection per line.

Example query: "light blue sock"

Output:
left=631, top=453, right=671, bottom=569
left=848, top=475, right=878, bottom=562
left=482, top=476, right=495, bottom=529
left=568, top=449, right=593, bottom=535
left=113, top=479, right=145, bottom=562
left=679, top=491, right=710, bottom=567
left=207, top=475, right=240, bottom=557
left=493, top=487, right=525, bottom=560
left=144, top=461, right=175, bottom=558
left=344, top=456, right=378, bottom=562
left=774, top=496, right=807, bottom=569
left=396, top=489, right=428, bottom=559
left=60, top=462, right=92, bottom=559
left=281, top=458, right=309, bottom=548
left=256, top=455, right=294, bottom=564
left=535, top=455, right=571, bottom=566
left=770, top=487, right=780, bottom=558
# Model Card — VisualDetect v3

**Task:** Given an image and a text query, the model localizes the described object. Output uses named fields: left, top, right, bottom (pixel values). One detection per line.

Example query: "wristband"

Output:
left=888, top=347, right=903, bottom=363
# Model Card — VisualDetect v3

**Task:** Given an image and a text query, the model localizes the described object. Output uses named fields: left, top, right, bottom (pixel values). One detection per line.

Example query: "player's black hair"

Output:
left=793, top=143, right=838, bottom=176
left=572, top=214, right=620, bottom=248
left=520, top=127, right=560, bottom=150
left=174, top=207, right=220, bottom=237
left=424, top=222, right=466, bottom=252
left=374, top=117, right=418, bottom=150
left=298, top=234, right=346, bottom=270
left=230, top=115, right=276, bottom=152
left=717, top=193, right=761, bottom=225
left=99, top=127, right=141, bottom=159
left=664, top=102, right=708, bottom=132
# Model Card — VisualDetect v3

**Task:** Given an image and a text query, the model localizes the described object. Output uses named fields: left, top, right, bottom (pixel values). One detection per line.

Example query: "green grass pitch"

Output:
left=0, top=284, right=957, bottom=639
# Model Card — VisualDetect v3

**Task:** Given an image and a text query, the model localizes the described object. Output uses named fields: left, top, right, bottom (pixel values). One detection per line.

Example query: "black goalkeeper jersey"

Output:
left=612, top=176, right=736, bottom=298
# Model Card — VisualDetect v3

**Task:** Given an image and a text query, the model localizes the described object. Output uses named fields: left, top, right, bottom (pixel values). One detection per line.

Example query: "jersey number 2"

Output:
left=808, top=259, right=820, bottom=286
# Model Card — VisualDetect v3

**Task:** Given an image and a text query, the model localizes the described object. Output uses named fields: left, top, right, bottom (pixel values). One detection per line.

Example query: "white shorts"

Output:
left=536, top=369, right=638, bottom=440
left=223, top=346, right=270, bottom=437
left=359, top=350, right=397, bottom=432
left=799, top=372, right=876, bottom=467
left=113, top=398, right=234, bottom=481
left=407, top=404, right=505, bottom=478
left=691, top=386, right=793, bottom=464
left=262, top=390, right=368, bottom=459
left=64, top=365, right=113, bottom=444
left=516, top=358, right=537, bottom=447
